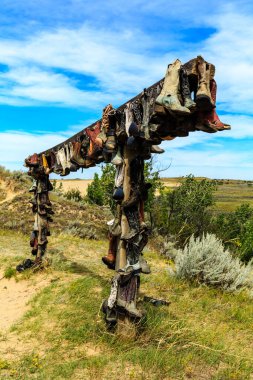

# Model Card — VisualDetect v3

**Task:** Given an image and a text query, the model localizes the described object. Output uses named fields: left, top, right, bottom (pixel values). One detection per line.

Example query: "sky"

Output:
left=0, top=0, right=253, bottom=179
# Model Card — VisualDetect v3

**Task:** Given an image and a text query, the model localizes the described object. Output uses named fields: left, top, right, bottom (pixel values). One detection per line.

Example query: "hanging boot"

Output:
left=57, top=147, right=70, bottom=176
left=203, top=79, right=231, bottom=131
left=114, top=164, right=124, bottom=188
left=156, top=59, right=191, bottom=115
left=140, top=89, right=151, bottom=140
left=111, top=146, right=123, bottom=166
left=117, top=298, right=143, bottom=318
left=128, top=122, right=139, bottom=137
left=101, top=104, right=113, bottom=133
left=121, top=207, right=140, bottom=242
left=195, top=110, right=218, bottom=133
left=53, top=151, right=63, bottom=174
left=29, top=179, right=37, bottom=193
left=122, top=185, right=141, bottom=209
left=180, top=66, right=196, bottom=112
left=24, top=153, right=40, bottom=168
left=117, top=276, right=143, bottom=318
left=102, top=234, right=118, bottom=269
left=70, top=142, right=88, bottom=167
left=196, top=56, right=213, bottom=111
left=105, top=130, right=117, bottom=153
left=95, top=129, right=107, bottom=148
left=150, top=145, right=164, bottom=154
left=115, top=109, right=127, bottom=143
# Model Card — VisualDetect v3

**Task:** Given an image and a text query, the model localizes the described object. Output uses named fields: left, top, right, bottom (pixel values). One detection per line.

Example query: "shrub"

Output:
left=175, top=233, right=253, bottom=292
left=63, top=188, right=83, bottom=202
left=212, top=203, right=253, bottom=262
left=63, top=221, right=98, bottom=240
left=166, top=175, right=217, bottom=246
left=4, top=267, right=16, bottom=279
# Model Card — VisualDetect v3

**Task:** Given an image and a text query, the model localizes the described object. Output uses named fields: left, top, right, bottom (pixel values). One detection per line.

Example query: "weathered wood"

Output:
left=115, top=145, right=135, bottom=271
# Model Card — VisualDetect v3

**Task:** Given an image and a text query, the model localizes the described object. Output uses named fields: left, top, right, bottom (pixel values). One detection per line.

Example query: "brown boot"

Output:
left=101, top=104, right=113, bottom=133
left=102, top=234, right=117, bottom=269
left=70, top=142, right=92, bottom=167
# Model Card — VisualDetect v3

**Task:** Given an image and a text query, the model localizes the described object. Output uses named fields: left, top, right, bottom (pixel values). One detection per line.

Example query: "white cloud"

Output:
left=0, top=25, right=166, bottom=107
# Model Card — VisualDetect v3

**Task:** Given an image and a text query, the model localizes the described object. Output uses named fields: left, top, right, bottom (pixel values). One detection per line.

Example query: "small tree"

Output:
left=86, top=160, right=163, bottom=215
left=86, top=173, right=105, bottom=206
left=167, top=175, right=217, bottom=246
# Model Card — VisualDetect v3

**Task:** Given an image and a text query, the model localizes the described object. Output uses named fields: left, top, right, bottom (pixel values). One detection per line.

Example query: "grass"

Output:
left=1, top=173, right=253, bottom=378
left=1, top=230, right=253, bottom=379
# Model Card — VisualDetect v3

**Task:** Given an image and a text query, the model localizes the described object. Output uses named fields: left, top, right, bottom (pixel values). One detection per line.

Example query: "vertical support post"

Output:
left=115, top=146, right=134, bottom=271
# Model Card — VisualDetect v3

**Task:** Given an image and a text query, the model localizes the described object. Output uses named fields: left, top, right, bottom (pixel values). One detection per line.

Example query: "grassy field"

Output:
left=213, top=180, right=253, bottom=212
left=54, top=177, right=253, bottom=213
left=0, top=229, right=253, bottom=379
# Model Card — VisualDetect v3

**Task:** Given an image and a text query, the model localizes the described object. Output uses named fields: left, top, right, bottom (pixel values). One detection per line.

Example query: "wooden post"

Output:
left=115, top=145, right=134, bottom=271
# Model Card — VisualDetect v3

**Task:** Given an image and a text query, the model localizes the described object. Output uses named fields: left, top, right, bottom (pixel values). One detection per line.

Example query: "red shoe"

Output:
left=205, top=80, right=231, bottom=131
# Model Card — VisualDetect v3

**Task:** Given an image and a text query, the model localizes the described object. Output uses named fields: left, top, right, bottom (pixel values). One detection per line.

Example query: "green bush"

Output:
left=156, top=175, right=217, bottom=246
left=212, top=203, right=253, bottom=262
left=63, top=188, right=83, bottom=202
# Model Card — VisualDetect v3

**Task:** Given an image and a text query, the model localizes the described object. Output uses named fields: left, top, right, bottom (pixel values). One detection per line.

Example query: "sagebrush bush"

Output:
left=160, top=239, right=179, bottom=260
left=175, top=233, right=253, bottom=291
left=63, top=221, right=98, bottom=240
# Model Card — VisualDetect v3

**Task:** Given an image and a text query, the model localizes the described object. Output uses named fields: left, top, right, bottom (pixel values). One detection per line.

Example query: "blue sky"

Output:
left=1, top=0, right=253, bottom=179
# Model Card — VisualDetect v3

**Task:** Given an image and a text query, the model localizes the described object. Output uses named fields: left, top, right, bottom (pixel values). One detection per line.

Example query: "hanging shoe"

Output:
left=29, top=179, right=37, bottom=193
left=140, top=89, right=151, bottom=140
left=128, top=122, right=139, bottom=137
left=180, top=66, right=196, bottom=112
left=24, top=153, right=40, bottom=168
left=70, top=142, right=88, bottom=168
left=57, top=147, right=70, bottom=176
left=204, top=79, right=231, bottom=131
left=121, top=207, right=140, bottom=242
left=105, top=131, right=117, bottom=153
left=156, top=59, right=191, bottom=115
left=196, top=56, right=213, bottom=111
left=101, top=104, right=113, bottom=133
left=195, top=110, right=218, bottom=133
left=117, top=299, right=143, bottom=318
left=102, top=234, right=117, bottom=269
left=112, top=186, right=124, bottom=201
left=114, top=164, right=124, bottom=188
left=111, top=146, right=123, bottom=166
left=115, top=109, right=127, bottom=143
left=150, top=145, right=164, bottom=154
left=95, top=129, right=107, bottom=148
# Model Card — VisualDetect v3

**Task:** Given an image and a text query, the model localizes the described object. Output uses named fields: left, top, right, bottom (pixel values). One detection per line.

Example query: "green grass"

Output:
left=1, top=230, right=253, bottom=379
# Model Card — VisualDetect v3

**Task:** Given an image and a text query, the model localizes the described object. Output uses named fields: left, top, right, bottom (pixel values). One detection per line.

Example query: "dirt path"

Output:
left=0, top=272, right=55, bottom=360
left=0, top=273, right=51, bottom=332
